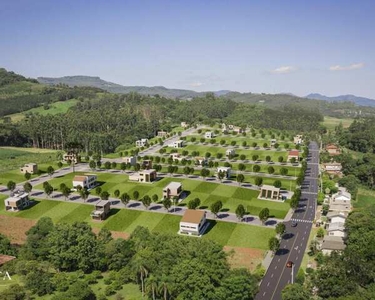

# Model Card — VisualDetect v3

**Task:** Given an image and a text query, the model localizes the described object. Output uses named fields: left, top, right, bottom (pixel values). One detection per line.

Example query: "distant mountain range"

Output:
left=37, top=76, right=232, bottom=99
left=37, top=75, right=375, bottom=107
left=306, top=93, right=375, bottom=107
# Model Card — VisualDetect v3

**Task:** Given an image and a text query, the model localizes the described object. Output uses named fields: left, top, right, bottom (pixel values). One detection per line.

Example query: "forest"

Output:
left=0, top=219, right=259, bottom=300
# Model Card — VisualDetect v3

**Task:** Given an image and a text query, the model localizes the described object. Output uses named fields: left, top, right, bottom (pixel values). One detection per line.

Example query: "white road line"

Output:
left=271, top=274, right=274, bottom=278
left=267, top=282, right=270, bottom=287
left=278, top=258, right=280, bottom=262
left=296, top=256, right=299, bottom=260
left=263, top=292, right=266, bottom=296
left=275, top=266, right=278, bottom=270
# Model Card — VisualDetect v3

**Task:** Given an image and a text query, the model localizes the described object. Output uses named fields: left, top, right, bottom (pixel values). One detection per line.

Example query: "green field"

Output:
left=321, top=116, right=353, bottom=131
left=35, top=172, right=290, bottom=218
left=0, top=197, right=275, bottom=250
left=353, top=187, right=375, bottom=209
left=0, top=147, right=60, bottom=185
left=5, top=99, right=77, bottom=122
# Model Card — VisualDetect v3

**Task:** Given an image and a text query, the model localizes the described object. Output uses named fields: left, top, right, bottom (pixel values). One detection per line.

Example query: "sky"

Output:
left=1, top=0, right=375, bottom=98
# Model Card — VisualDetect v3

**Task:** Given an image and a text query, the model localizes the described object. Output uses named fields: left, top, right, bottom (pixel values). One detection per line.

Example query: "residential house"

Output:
left=228, top=124, right=235, bottom=130
left=294, top=135, right=304, bottom=145
left=63, top=152, right=81, bottom=164
left=181, top=122, right=188, bottom=128
left=72, top=174, right=97, bottom=190
left=226, top=148, right=235, bottom=157
left=195, top=157, right=207, bottom=166
left=287, top=150, right=300, bottom=162
left=216, top=166, right=231, bottom=179
left=326, top=144, right=341, bottom=156
left=129, top=169, right=157, bottom=183
left=327, top=222, right=346, bottom=238
left=169, top=140, right=184, bottom=148
left=136, top=139, right=149, bottom=148
left=170, top=153, right=182, bottom=160
left=0, top=254, right=16, bottom=267
left=270, top=139, right=277, bottom=147
left=320, top=236, right=346, bottom=255
left=157, top=130, right=168, bottom=138
left=179, top=209, right=207, bottom=236
left=327, top=212, right=347, bottom=224
left=205, top=131, right=214, bottom=139
left=323, top=162, right=342, bottom=175
left=259, top=185, right=281, bottom=200
left=141, top=159, right=152, bottom=170
left=123, top=156, right=137, bottom=166
left=90, top=200, right=111, bottom=221
left=20, top=163, right=38, bottom=174
left=4, top=191, right=30, bottom=212
left=233, top=126, right=243, bottom=134
left=222, top=123, right=228, bottom=133
left=163, top=182, right=183, bottom=199
left=332, top=188, right=351, bottom=203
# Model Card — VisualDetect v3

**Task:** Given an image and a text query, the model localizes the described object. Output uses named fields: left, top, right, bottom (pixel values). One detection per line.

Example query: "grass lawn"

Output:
left=353, top=187, right=375, bottom=209
left=321, top=116, right=353, bottom=131
left=35, top=172, right=290, bottom=218
left=0, top=198, right=275, bottom=250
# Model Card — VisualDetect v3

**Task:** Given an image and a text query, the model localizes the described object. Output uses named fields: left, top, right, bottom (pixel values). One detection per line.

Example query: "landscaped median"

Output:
left=0, top=194, right=274, bottom=250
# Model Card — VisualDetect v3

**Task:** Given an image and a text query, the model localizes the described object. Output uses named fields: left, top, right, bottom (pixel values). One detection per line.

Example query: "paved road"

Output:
left=255, top=142, right=319, bottom=300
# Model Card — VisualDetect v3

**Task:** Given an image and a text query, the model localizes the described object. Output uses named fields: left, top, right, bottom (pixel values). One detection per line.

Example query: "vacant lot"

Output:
left=0, top=197, right=275, bottom=250
left=224, top=246, right=264, bottom=271
left=353, top=188, right=375, bottom=209
left=35, top=172, right=290, bottom=218
left=322, top=116, right=353, bottom=131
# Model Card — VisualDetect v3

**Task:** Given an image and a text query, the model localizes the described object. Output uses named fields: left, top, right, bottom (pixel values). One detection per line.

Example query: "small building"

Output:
left=4, top=191, right=30, bottom=212
left=20, top=163, right=38, bottom=174
left=195, top=157, right=207, bottom=166
left=228, top=124, right=235, bottom=130
left=328, top=203, right=351, bottom=213
left=141, top=159, right=153, bottom=170
left=90, top=200, right=111, bottom=221
left=270, top=139, right=277, bottom=147
left=222, top=123, right=228, bottom=133
left=129, top=169, right=157, bottom=183
left=169, top=140, right=184, bottom=148
left=226, top=148, right=235, bottom=157
left=63, top=152, right=81, bottom=164
left=320, top=236, right=346, bottom=255
left=170, top=153, right=181, bottom=160
left=327, top=212, right=347, bottom=224
left=259, top=185, right=280, bottom=200
left=136, top=139, right=149, bottom=148
left=331, top=189, right=351, bottom=204
left=157, top=130, right=168, bottom=137
left=327, top=222, right=346, bottom=237
left=123, top=156, right=137, bottom=166
left=205, top=131, right=214, bottom=139
left=163, top=182, right=183, bottom=199
left=233, top=126, right=243, bottom=134
left=179, top=209, right=207, bottom=236
left=217, top=166, right=231, bottom=179
left=287, top=150, right=300, bottom=161
left=0, top=254, right=16, bottom=267
left=294, top=135, right=304, bottom=145
left=323, top=163, right=342, bottom=175
left=73, top=174, right=97, bottom=190
left=181, top=122, right=188, bottom=128
left=326, top=144, right=341, bottom=156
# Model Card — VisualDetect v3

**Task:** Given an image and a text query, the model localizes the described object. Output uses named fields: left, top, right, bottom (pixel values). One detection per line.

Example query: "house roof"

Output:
left=261, top=184, right=280, bottom=192
left=218, top=166, right=231, bottom=171
left=288, top=150, right=299, bottom=156
left=181, top=209, right=205, bottom=224
left=333, top=191, right=351, bottom=201
left=96, top=200, right=110, bottom=207
left=6, top=192, right=29, bottom=202
left=327, top=212, right=347, bottom=219
left=328, top=222, right=345, bottom=231
left=329, top=203, right=351, bottom=211
left=322, top=236, right=346, bottom=250
left=0, top=255, right=16, bottom=266
left=164, top=181, right=182, bottom=190
left=140, top=169, right=156, bottom=174
left=326, top=144, right=339, bottom=149
left=73, top=175, right=87, bottom=182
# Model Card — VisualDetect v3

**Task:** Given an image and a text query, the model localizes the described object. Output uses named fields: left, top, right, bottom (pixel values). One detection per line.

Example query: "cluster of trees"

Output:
left=0, top=219, right=260, bottom=300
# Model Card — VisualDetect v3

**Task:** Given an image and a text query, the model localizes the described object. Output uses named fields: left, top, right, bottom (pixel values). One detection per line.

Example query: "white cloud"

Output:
left=189, top=82, right=204, bottom=87
left=270, top=66, right=296, bottom=74
left=329, top=62, right=365, bottom=71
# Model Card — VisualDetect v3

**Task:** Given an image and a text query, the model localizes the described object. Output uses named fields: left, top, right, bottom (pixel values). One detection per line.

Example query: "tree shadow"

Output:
left=276, top=248, right=290, bottom=256
left=282, top=232, right=294, bottom=240
left=218, top=213, right=229, bottom=219
left=111, top=200, right=120, bottom=205
left=149, top=205, right=162, bottom=211
left=128, top=202, right=141, bottom=208
left=87, top=197, right=100, bottom=203
left=31, top=191, right=43, bottom=197
left=265, top=220, right=277, bottom=226
left=199, top=205, right=208, bottom=209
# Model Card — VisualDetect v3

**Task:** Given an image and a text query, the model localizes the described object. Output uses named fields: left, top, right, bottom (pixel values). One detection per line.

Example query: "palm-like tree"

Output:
left=146, top=274, right=158, bottom=300
left=159, top=274, right=172, bottom=300
left=133, top=256, right=149, bottom=297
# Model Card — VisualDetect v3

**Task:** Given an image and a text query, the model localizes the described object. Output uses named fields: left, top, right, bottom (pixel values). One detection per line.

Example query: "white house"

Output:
left=169, top=140, right=184, bottom=148
left=179, top=209, right=207, bottom=236
left=157, top=131, right=168, bottom=138
left=181, top=122, right=188, bottom=128
left=20, top=163, right=38, bottom=174
left=136, top=139, right=149, bottom=147
left=73, top=174, right=97, bottom=190
left=332, top=189, right=351, bottom=203
left=270, top=139, right=277, bottom=147
left=320, top=236, right=346, bottom=255
left=232, top=126, right=243, bottom=134
left=327, top=222, right=346, bottom=238
left=123, top=156, right=137, bottom=166
left=323, top=163, right=342, bottom=175
left=222, top=123, right=228, bottom=133
left=195, top=157, right=207, bottom=166
left=294, top=135, right=304, bottom=145
left=217, top=166, right=231, bottom=179
left=205, top=131, right=214, bottom=139
left=129, top=169, right=157, bottom=183
left=4, top=191, right=30, bottom=212
left=327, top=212, right=347, bottom=224
left=226, top=148, right=235, bottom=157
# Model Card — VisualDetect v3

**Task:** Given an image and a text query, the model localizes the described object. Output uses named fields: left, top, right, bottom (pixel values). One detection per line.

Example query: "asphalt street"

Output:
left=255, top=141, right=319, bottom=300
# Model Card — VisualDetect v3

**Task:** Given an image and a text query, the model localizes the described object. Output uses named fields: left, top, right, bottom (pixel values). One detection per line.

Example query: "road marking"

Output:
left=263, top=292, right=266, bottom=296
left=275, top=266, right=277, bottom=270
left=296, top=256, right=299, bottom=260
left=278, top=258, right=280, bottom=262
left=303, top=192, right=318, bottom=195
left=271, top=274, right=274, bottom=278
left=267, top=282, right=270, bottom=287
left=270, top=232, right=299, bottom=300
left=298, top=250, right=300, bottom=254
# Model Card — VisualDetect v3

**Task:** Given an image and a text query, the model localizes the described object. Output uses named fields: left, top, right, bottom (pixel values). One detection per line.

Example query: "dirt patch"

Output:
left=92, top=227, right=130, bottom=240
left=224, top=246, right=265, bottom=271
left=0, top=215, right=36, bottom=245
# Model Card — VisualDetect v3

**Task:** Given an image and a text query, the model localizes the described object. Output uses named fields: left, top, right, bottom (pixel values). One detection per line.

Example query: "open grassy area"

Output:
left=0, top=147, right=60, bottom=185
left=321, top=116, right=353, bottom=131
left=4, top=100, right=77, bottom=122
left=35, top=172, right=290, bottom=218
left=353, top=187, right=375, bottom=209
left=0, top=197, right=275, bottom=250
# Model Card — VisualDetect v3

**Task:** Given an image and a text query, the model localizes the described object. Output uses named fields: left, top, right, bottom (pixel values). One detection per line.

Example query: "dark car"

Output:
left=291, top=221, right=297, bottom=227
